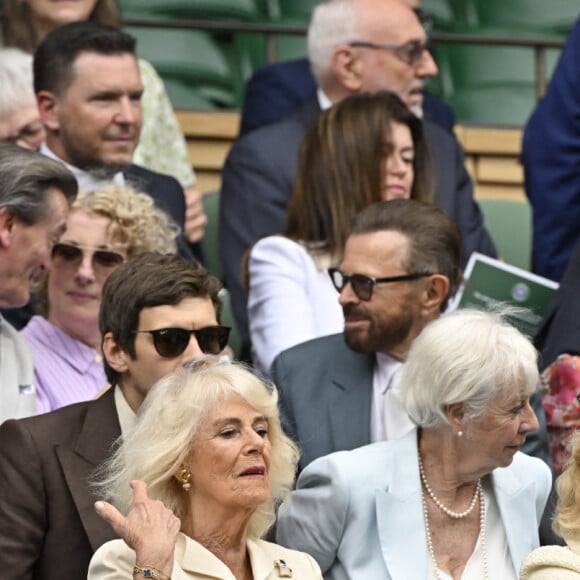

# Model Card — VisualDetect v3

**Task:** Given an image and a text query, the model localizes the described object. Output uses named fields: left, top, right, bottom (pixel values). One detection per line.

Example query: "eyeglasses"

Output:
left=51, top=243, right=125, bottom=270
left=133, top=326, right=231, bottom=358
left=348, top=39, right=430, bottom=67
left=328, top=267, right=433, bottom=301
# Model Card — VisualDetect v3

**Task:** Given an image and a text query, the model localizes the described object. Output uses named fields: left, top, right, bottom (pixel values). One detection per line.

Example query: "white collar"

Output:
left=39, top=142, right=126, bottom=192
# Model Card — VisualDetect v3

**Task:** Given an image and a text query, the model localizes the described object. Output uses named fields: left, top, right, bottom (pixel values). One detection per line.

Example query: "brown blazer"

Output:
left=0, top=387, right=121, bottom=579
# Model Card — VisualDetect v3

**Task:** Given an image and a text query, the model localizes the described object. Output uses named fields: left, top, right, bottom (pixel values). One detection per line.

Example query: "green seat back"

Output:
left=219, top=288, right=243, bottom=359
left=120, top=0, right=261, bottom=21
left=473, top=0, right=577, bottom=38
left=478, top=199, right=532, bottom=271
left=126, top=27, right=237, bottom=108
left=201, top=191, right=223, bottom=281
left=434, top=43, right=560, bottom=125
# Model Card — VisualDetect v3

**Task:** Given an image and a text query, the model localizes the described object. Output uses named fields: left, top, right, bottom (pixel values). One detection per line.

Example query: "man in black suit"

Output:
left=1, top=21, right=202, bottom=330
left=220, top=0, right=497, bottom=352
left=0, top=252, right=225, bottom=580
left=33, top=21, right=197, bottom=261
left=239, top=57, right=455, bottom=136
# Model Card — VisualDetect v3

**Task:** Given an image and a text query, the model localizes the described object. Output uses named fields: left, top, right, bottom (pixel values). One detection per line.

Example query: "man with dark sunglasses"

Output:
left=0, top=252, right=224, bottom=580
left=270, top=199, right=550, bottom=474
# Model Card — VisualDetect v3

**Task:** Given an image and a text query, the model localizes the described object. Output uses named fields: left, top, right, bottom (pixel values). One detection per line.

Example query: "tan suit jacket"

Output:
left=89, top=532, right=323, bottom=579
left=0, top=388, right=121, bottom=579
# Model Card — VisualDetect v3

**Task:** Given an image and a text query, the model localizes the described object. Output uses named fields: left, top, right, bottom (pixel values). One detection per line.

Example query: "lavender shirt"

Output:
left=20, top=316, right=107, bottom=414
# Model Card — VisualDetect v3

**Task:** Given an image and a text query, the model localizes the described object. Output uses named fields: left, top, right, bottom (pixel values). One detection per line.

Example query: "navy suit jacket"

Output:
left=0, top=388, right=121, bottom=580
left=271, top=333, right=552, bottom=472
left=239, top=58, right=455, bottom=136
left=534, top=237, right=580, bottom=371
left=522, top=18, right=580, bottom=282
left=220, top=98, right=496, bottom=343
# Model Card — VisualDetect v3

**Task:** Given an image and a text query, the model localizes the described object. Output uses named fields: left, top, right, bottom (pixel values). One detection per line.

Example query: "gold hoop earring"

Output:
left=178, top=467, right=191, bottom=492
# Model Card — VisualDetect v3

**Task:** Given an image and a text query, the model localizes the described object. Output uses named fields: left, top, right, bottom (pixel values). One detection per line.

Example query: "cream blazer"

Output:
left=89, top=532, right=323, bottom=580
left=0, top=317, right=35, bottom=423
left=520, top=540, right=580, bottom=579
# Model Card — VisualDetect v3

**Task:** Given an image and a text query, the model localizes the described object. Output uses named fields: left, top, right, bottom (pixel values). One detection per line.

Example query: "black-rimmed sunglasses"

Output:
left=328, top=267, right=433, bottom=301
left=133, top=326, right=231, bottom=358
left=51, top=243, right=125, bottom=269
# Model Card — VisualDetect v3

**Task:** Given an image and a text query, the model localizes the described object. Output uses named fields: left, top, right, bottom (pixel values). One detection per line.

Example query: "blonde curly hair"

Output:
left=35, top=184, right=179, bottom=316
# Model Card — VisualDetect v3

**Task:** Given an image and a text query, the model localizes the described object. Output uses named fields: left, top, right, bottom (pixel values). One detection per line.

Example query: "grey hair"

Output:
left=0, top=48, right=35, bottom=117
left=0, top=143, right=78, bottom=223
left=307, top=0, right=361, bottom=86
left=93, top=360, right=300, bottom=539
left=400, top=307, right=539, bottom=428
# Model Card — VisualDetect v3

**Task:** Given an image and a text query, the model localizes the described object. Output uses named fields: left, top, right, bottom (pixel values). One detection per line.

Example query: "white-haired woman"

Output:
left=88, top=360, right=323, bottom=580
left=276, top=308, right=552, bottom=580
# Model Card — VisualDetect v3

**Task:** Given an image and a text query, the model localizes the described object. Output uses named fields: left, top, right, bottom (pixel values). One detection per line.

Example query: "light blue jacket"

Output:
left=277, top=429, right=552, bottom=580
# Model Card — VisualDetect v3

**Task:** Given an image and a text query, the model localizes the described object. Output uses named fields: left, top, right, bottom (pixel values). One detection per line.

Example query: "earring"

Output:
left=178, top=467, right=191, bottom=492
left=457, top=430, right=463, bottom=438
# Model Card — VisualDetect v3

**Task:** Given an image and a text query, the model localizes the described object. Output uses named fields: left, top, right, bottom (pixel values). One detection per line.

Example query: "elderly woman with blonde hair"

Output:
left=521, top=432, right=580, bottom=578
left=88, top=359, right=323, bottom=579
left=21, top=184, right=178, bottom=413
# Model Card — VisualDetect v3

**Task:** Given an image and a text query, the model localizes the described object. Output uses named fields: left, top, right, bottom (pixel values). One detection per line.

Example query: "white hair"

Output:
left=0, top=48, right=35, bottom=117
left=93, top=360, right=300, bottom=539
left=307, top=0, right=361, bottom=86
left=400, top=307, right=539, bottom=428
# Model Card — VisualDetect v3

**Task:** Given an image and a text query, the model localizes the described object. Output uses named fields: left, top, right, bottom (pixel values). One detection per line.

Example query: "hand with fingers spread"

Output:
left=95, top=480, right=181, bottom=577
left=184, top=187, right=207, bottom=244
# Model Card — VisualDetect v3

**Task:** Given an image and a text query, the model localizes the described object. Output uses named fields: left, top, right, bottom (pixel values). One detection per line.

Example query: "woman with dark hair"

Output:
left=247, top=90, right=432, bottom=374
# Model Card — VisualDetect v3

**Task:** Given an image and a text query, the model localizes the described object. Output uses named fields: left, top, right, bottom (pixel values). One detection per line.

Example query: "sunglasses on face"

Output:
left=51, top=243, right=125, bottom=270
left=133, top=326, right=231, bottom=358
left=328, top=267, right=433, bottom=301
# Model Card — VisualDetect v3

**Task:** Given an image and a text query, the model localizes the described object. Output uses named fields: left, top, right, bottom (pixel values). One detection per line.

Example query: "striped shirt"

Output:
left=20, top=316, right=107, bottom=415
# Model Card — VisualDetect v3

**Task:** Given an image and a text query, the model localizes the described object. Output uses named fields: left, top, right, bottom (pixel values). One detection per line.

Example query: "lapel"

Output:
left=375, top=430, right=429, bottom=579
left=491, top=459, right=542, bottom=574
left=123, top=164, right=152, bottom=194
left=56, top=388, right=121, bottom=551
left=179, top=536, right=295, bottom=580
left=328, top=344, right=375, bottom=452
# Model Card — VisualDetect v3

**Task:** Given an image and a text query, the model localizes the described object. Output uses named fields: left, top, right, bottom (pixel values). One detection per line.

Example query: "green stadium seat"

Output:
left=120, top=0, right=262, bottom=21
left=126, top=27, right=237, bottom=108
left=422, top=0, right=472, bottom=31
left=201, top=191, right=223, bottom=281
left=198, top=192, right=243, bottom=358
left=219, top=289, right=243, bottom=359
left=479, top=199, right=532, bottom=271
left=434, top=43, right=560, bottom=125
left=268, top=0, right=319, bottom=22
left=473, top=0, right=577, bottom=38
left=160, top=78, right=218, bottom=110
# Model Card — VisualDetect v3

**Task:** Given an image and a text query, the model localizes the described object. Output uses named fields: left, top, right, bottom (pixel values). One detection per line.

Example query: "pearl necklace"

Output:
left=418, top=452, right=481, bottom=519
left=421, top=483, right=488, bottom=580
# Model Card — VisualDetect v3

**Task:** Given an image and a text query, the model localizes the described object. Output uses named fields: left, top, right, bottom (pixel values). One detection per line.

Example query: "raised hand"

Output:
left=95, top=480, right=181, bottom=576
